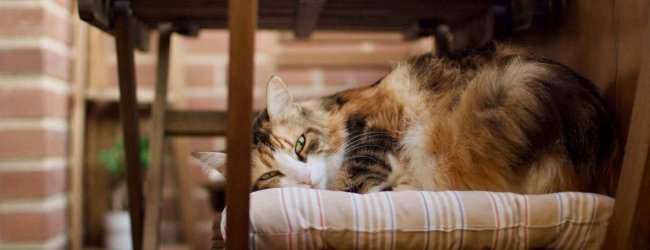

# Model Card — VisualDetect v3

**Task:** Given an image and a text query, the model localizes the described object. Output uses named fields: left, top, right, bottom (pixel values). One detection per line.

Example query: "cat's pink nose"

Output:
left=298, top=175, right=312, bottom=186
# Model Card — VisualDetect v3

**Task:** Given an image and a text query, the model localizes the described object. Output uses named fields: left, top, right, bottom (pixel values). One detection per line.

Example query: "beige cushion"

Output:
left=221, top=188, right=614, bottom=249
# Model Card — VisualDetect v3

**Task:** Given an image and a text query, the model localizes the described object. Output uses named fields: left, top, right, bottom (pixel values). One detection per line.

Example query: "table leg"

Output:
left=142, top=23, right=172, bottom=250
left=114, top=10, right=144, bottom=250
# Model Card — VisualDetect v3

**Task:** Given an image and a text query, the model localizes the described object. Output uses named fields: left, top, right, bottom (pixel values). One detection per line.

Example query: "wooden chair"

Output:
left=75, top=0, right=649, bottom=249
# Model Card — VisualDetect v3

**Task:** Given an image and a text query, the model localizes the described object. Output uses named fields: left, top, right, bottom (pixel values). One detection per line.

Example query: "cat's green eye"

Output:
left=295, top=135, right=306, bottom=155
left=259, top=171, right=281, bottom=181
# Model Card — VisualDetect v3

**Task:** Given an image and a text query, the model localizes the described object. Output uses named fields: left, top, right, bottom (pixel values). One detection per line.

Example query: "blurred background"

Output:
left=0, top=0, right=431, bottom=249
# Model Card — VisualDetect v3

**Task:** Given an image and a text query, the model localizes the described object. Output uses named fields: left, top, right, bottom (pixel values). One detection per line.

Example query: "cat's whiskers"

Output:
left=343, top=155, right=384, bottom=165
left=341, top=143, right=388, bottom=156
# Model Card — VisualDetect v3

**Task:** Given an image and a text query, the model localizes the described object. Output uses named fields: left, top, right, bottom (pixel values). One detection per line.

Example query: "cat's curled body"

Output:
left=194, top=43, right=618, bottom=195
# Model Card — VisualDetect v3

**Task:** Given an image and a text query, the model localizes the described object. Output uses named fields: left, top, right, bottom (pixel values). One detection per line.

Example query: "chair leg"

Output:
left=113, top=10, right=144, bottom=250
left=226, top=0, right=257, bottom=248
left=143, top=23, right=173, bottom=250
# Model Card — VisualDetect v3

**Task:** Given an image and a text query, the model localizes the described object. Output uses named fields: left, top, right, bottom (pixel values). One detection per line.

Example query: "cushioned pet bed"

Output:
left=219, top=188, right=614, bottom=250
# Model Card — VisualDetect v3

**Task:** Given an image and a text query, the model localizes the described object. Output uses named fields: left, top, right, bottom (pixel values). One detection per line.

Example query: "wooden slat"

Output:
left=113, top=10, right=144, bottom=250
left=226, top=0, right=257, bottom=248
left=165, top=111, right=227, bottom=136
left=142, top=24, right=173, bottom=250
left=84, top=103, right=117, bottom=247
left=69, top=6, right=90, bottom=250
left=294, top=0, right=326, bottom=38
left=171, top=139, right=199, bottom=249
left=604, top=9, right=650, bottom=248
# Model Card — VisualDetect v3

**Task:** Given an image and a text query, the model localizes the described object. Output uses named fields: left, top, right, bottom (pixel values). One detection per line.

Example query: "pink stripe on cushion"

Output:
left=280, top=188, right=293, bottom=250
left=524, top=196, right=528, bottom=249
left=316, top=190, right=325, bottom=246
left=453, top=191, right=465, bottom=249
left=486, top=192, right=500, bottom=250
left=417, top=192, right=431, bottom=250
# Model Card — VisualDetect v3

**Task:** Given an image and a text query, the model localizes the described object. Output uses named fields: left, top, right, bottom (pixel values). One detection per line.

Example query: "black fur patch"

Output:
left=322, top=93, right=349, bottom=111
left=252, top=109, right=272, bottom=147
left=345, top=113, right=367, bottom=135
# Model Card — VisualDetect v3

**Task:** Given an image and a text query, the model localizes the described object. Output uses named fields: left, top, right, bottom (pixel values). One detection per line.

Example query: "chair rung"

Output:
left=165, top=110, right=227, bottom=136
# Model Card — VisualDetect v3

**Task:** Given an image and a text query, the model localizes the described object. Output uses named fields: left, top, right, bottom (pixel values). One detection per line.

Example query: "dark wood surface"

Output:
left=294, top=0, right=326, bottom=38
left=142, top=24, right=172, bottom=250
left=510, top=0, right=649, bottom=248
left=604, top=5, right=650, bottom=248
left=165, top=111, right=227, bottom=136
left=130, top=0, right=490, bottom=32
left=225, top=0, right=257, bottom=248
left=114, top=11, right=144, bottom=250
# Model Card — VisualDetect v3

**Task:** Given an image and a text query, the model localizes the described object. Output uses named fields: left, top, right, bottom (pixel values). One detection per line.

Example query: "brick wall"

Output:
left=0, top=0, right=72, bottom=249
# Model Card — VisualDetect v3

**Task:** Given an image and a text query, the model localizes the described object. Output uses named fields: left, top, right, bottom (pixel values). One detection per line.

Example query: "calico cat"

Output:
left=194, top=43, right=618, bottom=195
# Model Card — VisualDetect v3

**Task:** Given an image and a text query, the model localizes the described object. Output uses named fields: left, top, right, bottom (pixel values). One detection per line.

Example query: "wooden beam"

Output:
left=113, top=8, right=144, bottom=250
left=226, top=0, right=257, bottom=248
left=69, top=6, right=90, bottom=250
left=171, top=139, right=200, bottom=249
left=604, top=11, right=650, bottom=249
left=294, top=0, right=326, bottom=38
left=165, top=111, right=227, bottom=136
left=142, top=23, right=173, bottom=250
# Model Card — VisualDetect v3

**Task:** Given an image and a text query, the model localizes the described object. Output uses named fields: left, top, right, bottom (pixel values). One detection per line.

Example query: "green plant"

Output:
left=97, top=137, right=150, bottom=180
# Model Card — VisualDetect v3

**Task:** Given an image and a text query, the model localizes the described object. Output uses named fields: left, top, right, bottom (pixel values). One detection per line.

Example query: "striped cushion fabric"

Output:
left=221, top=188, right=614, bottom=250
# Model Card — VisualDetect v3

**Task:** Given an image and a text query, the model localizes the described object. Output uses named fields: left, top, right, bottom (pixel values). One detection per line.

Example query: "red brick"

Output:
left=254, top=61, right=275, bottom=86
left=186, top=96, right=227, bottom=111
left=0, top=89, right=68, bottom=118
left=0, top=204, right=67, bottom=241
left=0, top=49, right=70, bottom=82
left=183, top=31, right=229, bottom=53
left=108, top=62, right=155, bottom=86
left=0, top=130, right=67, bottom=158
left=43, top=11, right=72, bottom=44
left=281, top=42, right=369, bottom=53
left=0, top=9, right=43, bottom=36
left=186, top=96, right=265, bottom=111
left=282, top=41, right=412, bottom=55
left=0, top=167, right=67, bottom=198
left=185, top=64, right=216, bottom=86
left=0, top=9, right=71, bottom=44
left=187, top=138, right=218, bottom=152
left=323, top=67, right=387, bottom=86
left=277, top=67, right=314, bottom=86
left=183, top=31, right=277, bottom=53
left=255, top=31, right=279, bottom=52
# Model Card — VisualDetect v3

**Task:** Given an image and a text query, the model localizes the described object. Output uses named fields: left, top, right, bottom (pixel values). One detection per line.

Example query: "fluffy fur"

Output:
left=194, top=43, right=618, bottom=195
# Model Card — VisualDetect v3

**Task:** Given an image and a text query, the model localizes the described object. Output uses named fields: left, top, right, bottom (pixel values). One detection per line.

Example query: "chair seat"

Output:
left=214, top=188, right=614, bottom=250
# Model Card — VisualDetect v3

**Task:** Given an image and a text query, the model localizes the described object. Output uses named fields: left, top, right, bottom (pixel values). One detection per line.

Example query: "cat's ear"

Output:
left=192, top=151, right=227, bottom=178
left=266, top=75, right=294, bottom=119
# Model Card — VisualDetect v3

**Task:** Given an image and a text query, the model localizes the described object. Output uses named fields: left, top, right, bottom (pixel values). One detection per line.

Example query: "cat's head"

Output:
left=193, top=76, right=345, bottom=191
